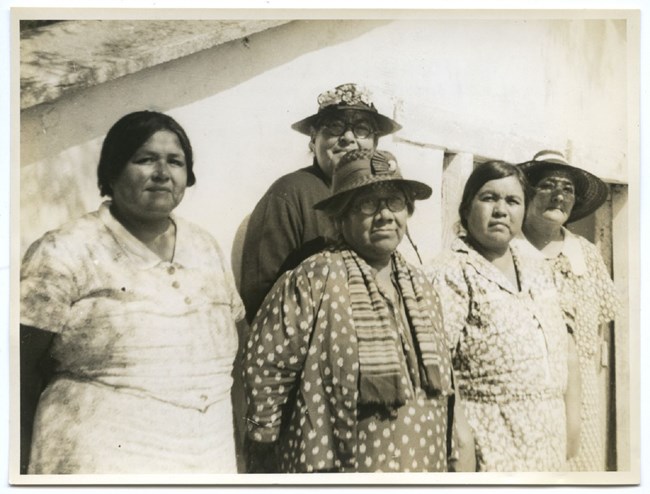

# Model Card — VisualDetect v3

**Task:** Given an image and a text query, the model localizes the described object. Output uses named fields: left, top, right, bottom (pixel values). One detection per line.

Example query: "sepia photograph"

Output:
left=6, top=3, right=643, bottom=489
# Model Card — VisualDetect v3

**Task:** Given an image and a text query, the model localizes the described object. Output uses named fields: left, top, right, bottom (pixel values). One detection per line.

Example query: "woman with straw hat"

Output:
left=519, top=150, right=620, bottom=471
left=243, top=149, right=473, bottom=473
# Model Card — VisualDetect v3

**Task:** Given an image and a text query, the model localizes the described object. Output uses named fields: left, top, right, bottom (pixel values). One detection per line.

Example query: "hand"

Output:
left=245, top=437, right=280, bottom=473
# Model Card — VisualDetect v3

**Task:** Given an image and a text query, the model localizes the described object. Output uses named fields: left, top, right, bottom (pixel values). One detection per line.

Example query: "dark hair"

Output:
left=458, top=160, right=529, bottom=230
left=97, top=111, right=195, bottom=197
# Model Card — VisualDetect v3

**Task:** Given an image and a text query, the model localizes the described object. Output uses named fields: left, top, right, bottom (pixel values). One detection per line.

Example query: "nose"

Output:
left=551, top=190, right=566, bottom=202
left=493, top=199, right=507, bottom=216
left=339, top=127, right=357, bottom=143
left=152, top=159, right=170, bottom=180
left=375, top=200, right=394, bottom=220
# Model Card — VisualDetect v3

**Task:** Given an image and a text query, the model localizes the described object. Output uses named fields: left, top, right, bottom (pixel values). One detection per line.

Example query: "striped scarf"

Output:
left=341, top=249, right=452, bottom=407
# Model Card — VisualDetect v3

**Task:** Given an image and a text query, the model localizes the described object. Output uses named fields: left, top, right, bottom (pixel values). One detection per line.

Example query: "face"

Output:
left=466, top=175, right=525, bottom=255
left=340, top=184, right=409, bottom=266
left=111, top=130, right=188, bottom=223
left=526, top=171, right=576, bottom=227
left=311, top=110, right=377, bottom=179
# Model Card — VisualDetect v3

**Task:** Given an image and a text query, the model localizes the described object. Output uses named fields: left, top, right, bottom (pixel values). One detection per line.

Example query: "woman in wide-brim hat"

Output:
left=519, top=150, right=620, bottom=471
left=243, top=148, right=475, bottom=473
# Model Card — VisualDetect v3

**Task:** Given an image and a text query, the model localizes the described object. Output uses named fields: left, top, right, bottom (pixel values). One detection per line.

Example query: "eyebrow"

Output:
left=538, top=176, right=574, bottom=184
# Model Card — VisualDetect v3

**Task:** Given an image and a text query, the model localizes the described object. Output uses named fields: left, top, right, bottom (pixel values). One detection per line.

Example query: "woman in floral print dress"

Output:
left=519, top=150, right=620, bottom=471
left=429, top=160, right=581, bottom=471
left=243, top=149, right=474, bottom=473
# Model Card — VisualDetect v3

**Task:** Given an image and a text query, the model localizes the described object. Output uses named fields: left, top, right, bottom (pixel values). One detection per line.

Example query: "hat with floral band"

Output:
left=518, top=150, right=609, bottom=223
left=314, top=149, right=432, bottom=215
left=291, top=83, right=402, bottom=137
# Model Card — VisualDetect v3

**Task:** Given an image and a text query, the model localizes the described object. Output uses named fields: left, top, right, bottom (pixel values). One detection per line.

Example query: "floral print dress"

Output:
left=545, top=229, right=619, bottom=471
left=429, top=237, right=570, bottom=472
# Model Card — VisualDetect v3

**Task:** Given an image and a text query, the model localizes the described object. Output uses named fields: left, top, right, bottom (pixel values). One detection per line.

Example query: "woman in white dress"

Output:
left=20, top=111, right=244, bottom=474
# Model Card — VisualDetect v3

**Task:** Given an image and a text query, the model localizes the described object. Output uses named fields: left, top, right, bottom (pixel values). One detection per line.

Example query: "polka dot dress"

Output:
left=244, top=249, right=454, bottom=473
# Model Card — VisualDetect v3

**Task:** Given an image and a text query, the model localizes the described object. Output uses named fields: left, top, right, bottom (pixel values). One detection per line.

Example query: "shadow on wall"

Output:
left=21, top=19, right=392, bottom=166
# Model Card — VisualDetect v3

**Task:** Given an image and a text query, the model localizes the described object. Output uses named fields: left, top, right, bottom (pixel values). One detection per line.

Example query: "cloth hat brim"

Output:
left=518, top=160, right=609, bottom=223
left=291, top=104, right=402, bottom=137
left=314, top=176, right=432, bottom=215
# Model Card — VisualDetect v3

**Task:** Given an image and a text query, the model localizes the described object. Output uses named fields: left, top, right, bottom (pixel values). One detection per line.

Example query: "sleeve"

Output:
left=585, top=241, right=621, bottom=325
left=243, top=265, right=316, bottom=443
left=20, top=233, right=80, bottom=334
left=211, top=232, right=246, bottom=323
left=427, top=259, right=470, bottom=352
left=240, top=191, right=302, bottom=323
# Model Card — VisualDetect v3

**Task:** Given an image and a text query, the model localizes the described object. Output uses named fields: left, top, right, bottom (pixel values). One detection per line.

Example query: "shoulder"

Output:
left=24, top=210, right=103, bottom=258
left=428, top=245, right=469, bottom=280
left=175, top=216, right=219, bottom=245
left=295, top=249, right=345, bottom=276
left=572, top=232, right=602, bottom=258
left=265, top=165, right=329, bottom=196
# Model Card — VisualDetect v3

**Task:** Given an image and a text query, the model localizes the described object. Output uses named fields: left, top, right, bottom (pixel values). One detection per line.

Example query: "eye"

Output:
left=478, top=193, right=496, bottom=202
left=537, top=181, right=555, bottom=191
left=132, top=155, right=154, bottom=164
left=168, top=157, right=185, bottom=167
left=324, top=120, right=345, bottom=134
left=507, top=196, right=522, bottom=205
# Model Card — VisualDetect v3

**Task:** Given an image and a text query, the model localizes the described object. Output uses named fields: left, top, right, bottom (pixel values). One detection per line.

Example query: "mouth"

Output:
left=146, top=187, right=172, bottom=193
left=371, top=229, right=397, bottom=236
left=488, top=222, right=509, bottom=229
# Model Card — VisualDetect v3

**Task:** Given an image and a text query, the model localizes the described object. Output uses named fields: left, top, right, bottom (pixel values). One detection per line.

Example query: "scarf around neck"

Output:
left=341, top=249, right=452, bottom=408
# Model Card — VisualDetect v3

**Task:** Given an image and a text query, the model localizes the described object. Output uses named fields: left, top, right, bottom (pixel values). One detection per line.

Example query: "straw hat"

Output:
left=314, top=149, right=431, bottom=214
left=518, top=150, right=609, bottom=223
left=291, top=83, right=401, bottom=137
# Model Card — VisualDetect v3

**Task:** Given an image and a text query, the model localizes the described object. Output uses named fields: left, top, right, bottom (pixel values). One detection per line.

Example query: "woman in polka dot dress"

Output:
left=429, top=161, right=581, bottom=471
left=244, top=149, right=472, bottom=473
left=519, top=151, right=620, bottom=471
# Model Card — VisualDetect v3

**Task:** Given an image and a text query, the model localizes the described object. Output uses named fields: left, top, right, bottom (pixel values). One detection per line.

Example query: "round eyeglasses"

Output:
left=535, top=178, right=576, bottom=197
left=353, top=196, right=407, bottom=215
left=321, top=119, right=376, bottom=139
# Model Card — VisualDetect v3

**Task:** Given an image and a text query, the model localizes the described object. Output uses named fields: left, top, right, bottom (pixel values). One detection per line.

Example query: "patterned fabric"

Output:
left=342, top=250, right=452, bottom=407
left=244, top=248, right=455, bottom=472
left=546, top=229, right=620, bottom=471
left=428, top=236, right=569, bottom=472
left=21, top=202, right=244, bottom=473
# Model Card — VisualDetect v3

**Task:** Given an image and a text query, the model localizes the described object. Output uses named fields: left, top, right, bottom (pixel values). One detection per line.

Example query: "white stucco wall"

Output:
left=20, top=18, right=629, bottom=267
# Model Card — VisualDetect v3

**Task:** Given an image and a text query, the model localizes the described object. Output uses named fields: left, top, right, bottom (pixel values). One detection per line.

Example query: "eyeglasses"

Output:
left=321, top=119, right=376, bottom=139
left=353, top=196, right=407, bottom=215
left=535, top=178, right=576, bottom=197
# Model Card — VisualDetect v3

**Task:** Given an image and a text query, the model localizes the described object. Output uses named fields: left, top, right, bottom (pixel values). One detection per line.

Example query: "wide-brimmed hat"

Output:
left=518, top=150, right=609, bottom=223
left=314, top=149, right=432, bottom=214
left=291, top=83, right=402, bottom=137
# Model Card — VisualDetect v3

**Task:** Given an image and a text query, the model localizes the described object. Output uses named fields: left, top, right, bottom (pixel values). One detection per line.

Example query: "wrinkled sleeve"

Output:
left=240, top=192, right=302, bottom=322
left=586, top=242, right=621, bottom=325
left=243, top=265, right=315, bottom=442
left=427, top=260, right=470, bottom=352
left=20, top=233, right=80, bottom=334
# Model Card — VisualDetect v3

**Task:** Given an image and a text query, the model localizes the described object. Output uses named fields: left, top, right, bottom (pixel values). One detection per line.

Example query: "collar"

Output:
left=98, top=201, right=182, bottom=270
left=557, top=227, right=588, bottom=275
left=451, top=236, right=525, bottom=294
